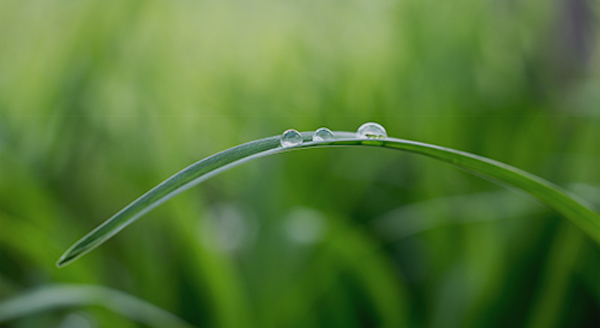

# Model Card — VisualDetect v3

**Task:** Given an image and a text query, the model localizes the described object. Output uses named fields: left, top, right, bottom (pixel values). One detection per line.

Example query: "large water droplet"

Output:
left=356, top=122, right=387, bottom=139
left=312, top=127, right=334, bottom=142
left=281, top=129, right=303, bottom=147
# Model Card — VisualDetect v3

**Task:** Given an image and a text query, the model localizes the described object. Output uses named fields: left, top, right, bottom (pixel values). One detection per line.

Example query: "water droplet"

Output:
left=356, top=122, right=387, bottom=139
left=312, top=127, right=334, bottom=142
left=281, top=129, right=303, bottom=147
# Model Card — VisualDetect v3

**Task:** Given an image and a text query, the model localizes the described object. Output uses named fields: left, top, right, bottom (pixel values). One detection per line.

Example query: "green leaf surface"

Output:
left=57, top=132, right=600, bottom=267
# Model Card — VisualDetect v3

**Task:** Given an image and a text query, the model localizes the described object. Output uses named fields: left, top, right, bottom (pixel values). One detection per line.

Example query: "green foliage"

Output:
left=1, top=0, right=599, bottom=327
left=0, top=284, right=195, bottom=327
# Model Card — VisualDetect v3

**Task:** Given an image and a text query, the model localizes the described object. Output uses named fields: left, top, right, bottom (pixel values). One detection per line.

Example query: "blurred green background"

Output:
left=1, top=0, right=599, bottom=327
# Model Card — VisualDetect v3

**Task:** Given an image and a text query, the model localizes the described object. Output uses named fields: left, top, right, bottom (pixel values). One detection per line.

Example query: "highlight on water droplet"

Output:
left=280, top=129, right=303, bottom=148
left=356, top=122, right=387, bottom=139
left=312, top=127, right=334, bottom=142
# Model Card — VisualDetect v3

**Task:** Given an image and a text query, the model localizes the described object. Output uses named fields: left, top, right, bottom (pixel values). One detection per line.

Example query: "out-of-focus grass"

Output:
left=1, top=0, right=599, bottom=327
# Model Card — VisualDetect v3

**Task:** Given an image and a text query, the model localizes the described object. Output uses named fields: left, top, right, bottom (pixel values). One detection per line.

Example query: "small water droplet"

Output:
left=281, top=129, right=303, bottom=147
left=356, top=122, right=387, bottom=139
left=312, top=127, right=334, bottom=142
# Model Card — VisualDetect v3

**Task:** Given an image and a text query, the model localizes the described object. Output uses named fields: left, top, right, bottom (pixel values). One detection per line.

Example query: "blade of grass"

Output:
left=57, top=131, right=600, bottom=267
left=0, top=284, right=195, bottom=328
left=372, top=190, right=543, bottom=241
left=525, top=224, right=584, bottom=328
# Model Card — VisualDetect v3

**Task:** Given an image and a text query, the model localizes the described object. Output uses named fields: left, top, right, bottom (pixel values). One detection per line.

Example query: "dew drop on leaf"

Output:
left=312, top=127, right=334, bottom=142
left=281, top=129, right=303, bottom=147
left=356, top=122, right=387, bottom=139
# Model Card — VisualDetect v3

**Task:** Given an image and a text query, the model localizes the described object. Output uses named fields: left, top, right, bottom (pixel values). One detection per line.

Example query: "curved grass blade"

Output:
left=0, top=284, right=195, bottom=327
left=57, top=132, right=600, bottom=267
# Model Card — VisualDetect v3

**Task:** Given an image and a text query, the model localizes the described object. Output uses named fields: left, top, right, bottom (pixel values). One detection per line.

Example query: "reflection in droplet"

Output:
left=281, top=129, right=303, bottom=147
left=356, top=122, right=387, bottom=139
left=312, top=127, right=334, bottom=142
